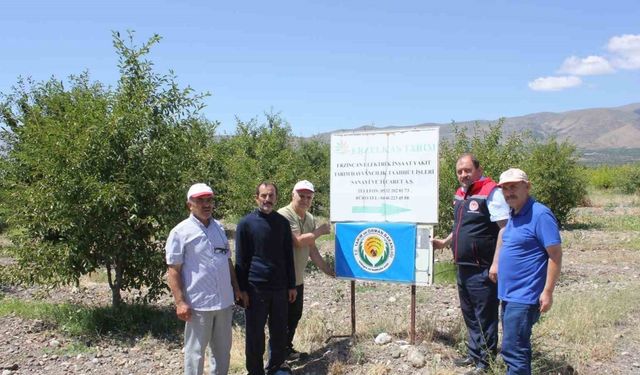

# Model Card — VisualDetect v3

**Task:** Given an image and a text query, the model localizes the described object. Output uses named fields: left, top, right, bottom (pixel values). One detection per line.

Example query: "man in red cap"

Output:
left=166, top=183, right=243, bottom=375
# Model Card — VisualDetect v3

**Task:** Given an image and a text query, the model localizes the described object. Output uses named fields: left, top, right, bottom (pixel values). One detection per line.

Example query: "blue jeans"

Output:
left=501, top=301, right=540, bottom=375
left=457, top=266, right=499, bottom=369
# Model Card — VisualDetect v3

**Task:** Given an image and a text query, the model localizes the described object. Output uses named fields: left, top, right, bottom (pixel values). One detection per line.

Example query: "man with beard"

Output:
left=495, top=168, right=562, bottom=375
left=432, top=154, right=509, bottom=375
left=235, top=182, right=297, bottom=375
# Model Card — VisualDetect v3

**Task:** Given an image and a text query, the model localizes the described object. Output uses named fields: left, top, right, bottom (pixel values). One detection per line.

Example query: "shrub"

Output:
left=437, top=122, right=585, bottom=233
left=522, top=139, right=587, bottom=226
left=584, top=163, right=640, bottom=194
left=436, top=120, right=528, bottom=236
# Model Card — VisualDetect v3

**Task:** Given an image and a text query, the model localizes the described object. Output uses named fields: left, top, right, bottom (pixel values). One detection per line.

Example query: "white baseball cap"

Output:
left=498, top=168, right=529, bottom=186
left=187, top=183, right=214, bottom=200
left=293, top=180, right=314, bottom=192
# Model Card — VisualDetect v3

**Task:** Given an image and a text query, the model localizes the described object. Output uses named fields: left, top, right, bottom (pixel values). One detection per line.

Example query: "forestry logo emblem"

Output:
left=353, top=227, right=395, bottom=273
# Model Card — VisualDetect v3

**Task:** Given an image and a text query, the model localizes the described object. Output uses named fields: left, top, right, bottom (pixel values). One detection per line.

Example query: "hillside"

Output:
left=317, top=102, right=640, bottom=163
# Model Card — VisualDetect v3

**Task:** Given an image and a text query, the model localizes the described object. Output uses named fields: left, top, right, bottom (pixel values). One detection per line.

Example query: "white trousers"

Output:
left=184, top=306, right=233, bottom=375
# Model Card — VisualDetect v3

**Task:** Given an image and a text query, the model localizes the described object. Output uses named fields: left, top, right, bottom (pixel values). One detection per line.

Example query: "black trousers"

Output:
left=456, top=265, right=499, bottom=369
left=245, top=285, right=288, bottom=375
left=287, top=284, right=305, bottom=349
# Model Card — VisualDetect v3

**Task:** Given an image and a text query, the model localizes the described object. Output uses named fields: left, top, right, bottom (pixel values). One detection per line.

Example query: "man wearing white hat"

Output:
left=278, top=180, right=333, bottom=360
left=166, top=183, right=242, bottom=375
left=495, top=168, right=562, bottom=375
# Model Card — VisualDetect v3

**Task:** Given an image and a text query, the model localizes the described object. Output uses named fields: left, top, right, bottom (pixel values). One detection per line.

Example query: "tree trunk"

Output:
left=106, top=264, right=123, bottom=308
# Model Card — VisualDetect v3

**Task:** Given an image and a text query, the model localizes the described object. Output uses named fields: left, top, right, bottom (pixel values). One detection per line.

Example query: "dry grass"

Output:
left=365, top=363, right=391, bottom=374
left=535, top=287, right=640, bottom=366
left=292, top=309, right=331, bottom=352
left=229, top=326, right=247, bottom=373
left=586, top=188, right=640, bottom=208
left=328, top=360, right=349, bottom=374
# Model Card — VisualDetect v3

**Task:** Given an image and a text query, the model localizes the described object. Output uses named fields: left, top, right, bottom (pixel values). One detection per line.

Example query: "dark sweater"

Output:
left=235, top=209, right=295, bottom=291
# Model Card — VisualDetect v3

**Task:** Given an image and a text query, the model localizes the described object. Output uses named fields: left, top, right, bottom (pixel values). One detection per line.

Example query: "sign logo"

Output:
left=353, top=227, right=395, bottom=273
left=334, top=140, right=350, bottom=154
left=469, top=200, right=479, bottom=211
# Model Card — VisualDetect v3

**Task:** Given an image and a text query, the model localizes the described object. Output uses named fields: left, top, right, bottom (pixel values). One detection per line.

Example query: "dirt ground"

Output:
left=1, top=200, right=640, bottom=375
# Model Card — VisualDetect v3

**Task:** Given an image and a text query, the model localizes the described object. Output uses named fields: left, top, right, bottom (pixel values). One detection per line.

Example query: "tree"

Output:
left=437, top=122, right=586, bottom=234
left=215, top=112, right=329, bottom=218
left=0, top=32, right=218, bottom=307
left=436, top=120, right=527, bottom=237
left=522, top=138, right=587, bottom=226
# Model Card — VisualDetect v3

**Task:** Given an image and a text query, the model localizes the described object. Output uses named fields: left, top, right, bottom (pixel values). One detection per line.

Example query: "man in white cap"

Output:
left=166, top=183, right=243, bottom=375
left=277, top=180, right=333, bottom=360
left=494, top=168, right=562, bottom=375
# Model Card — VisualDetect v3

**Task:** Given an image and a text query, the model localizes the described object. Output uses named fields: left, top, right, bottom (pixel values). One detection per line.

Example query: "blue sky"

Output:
left=1, top=0, right=639, bottom=136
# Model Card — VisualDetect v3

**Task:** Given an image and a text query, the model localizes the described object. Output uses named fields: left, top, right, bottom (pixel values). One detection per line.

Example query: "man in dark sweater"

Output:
left=235, top=182, right=297, bottom=375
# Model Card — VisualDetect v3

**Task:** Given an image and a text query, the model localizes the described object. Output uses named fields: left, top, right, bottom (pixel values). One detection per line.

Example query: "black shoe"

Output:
left=453, top=356, right=475, bottom=367
left=464, top=367, right=487, bottom=375
left=286, top=347, right=309, bottom=361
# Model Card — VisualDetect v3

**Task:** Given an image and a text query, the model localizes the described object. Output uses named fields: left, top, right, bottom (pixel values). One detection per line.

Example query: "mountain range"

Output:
left=318, top=102, right=640, bottom=164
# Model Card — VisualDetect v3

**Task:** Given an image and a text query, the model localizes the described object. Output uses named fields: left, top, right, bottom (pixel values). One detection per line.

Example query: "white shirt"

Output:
left=487, top=187, right=510, bottom=222
left=165, top=214, right=233, bottom=311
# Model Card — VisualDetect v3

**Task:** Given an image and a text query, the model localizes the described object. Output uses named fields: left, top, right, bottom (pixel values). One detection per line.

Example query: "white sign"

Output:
left=330, top=127, right=439, bottom=223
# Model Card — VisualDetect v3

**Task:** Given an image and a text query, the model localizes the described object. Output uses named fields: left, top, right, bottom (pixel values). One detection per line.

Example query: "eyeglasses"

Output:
left=214, top=247, right=229, bottom=254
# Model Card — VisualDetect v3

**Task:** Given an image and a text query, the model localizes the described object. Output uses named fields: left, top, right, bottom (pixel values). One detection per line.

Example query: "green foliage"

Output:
left=584, top=163, right=640, bottom=194
left=433, top=260, right=457, bottom=285
left=585, top=165, right=616, bottom=189
left=437, top=120, right=528, bottom=236
left=215, top=113, right=330, bottom=218
left=522, top=139, right=587, bottom=226
left=0, top=297, right=181, bottom=338
left=0, top=31, right=219, bottom=307
left=437, top=121, right=586, bottom=233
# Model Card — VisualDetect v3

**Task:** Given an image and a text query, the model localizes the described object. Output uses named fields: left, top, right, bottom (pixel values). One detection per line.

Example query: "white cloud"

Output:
left=528, top=76, right=582, bottom=91
left=558, top=55, right=614, bottom=75
left=607, top=34, right=640, bottom=69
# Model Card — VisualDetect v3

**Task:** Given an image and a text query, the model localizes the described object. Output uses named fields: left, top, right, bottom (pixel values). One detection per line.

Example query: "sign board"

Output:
left=330, top=128, right=439, bottom=223
left=335, top=222, right=416, bottom=283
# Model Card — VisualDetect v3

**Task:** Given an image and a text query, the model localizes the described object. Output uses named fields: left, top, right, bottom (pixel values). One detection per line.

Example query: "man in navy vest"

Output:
left=433, top=154, right=509, bottom=375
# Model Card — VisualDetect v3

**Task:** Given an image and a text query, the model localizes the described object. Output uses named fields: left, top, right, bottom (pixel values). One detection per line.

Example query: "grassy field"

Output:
left=1, top=188, right=639, bottom=374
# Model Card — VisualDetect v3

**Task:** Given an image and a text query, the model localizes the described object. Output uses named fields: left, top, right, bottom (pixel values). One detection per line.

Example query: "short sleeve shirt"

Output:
left=487, top=187, right=510, bottom=222
left=165, top=214, right=233, bottom=311
left=498, top=198, right=562, bottom=304
left=278, top=203, right=315, bottom=286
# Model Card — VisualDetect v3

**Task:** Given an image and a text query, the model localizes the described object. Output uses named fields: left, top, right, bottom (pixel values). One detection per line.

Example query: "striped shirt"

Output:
left=165, top=214, right=233, bottom=311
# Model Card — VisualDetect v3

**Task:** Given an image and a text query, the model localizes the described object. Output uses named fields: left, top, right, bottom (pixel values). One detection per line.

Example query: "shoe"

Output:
left=453, top=356, right=475, bottom=367
left=286, top=347, right=309, bottom=360
left=464, top=367, right=487, bottom=375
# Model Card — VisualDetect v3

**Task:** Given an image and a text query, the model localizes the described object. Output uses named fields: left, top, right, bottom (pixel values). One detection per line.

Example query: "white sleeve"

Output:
left=487, top=188, right=510, bottom=222
left=165, top=228, right=185, bottom=265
